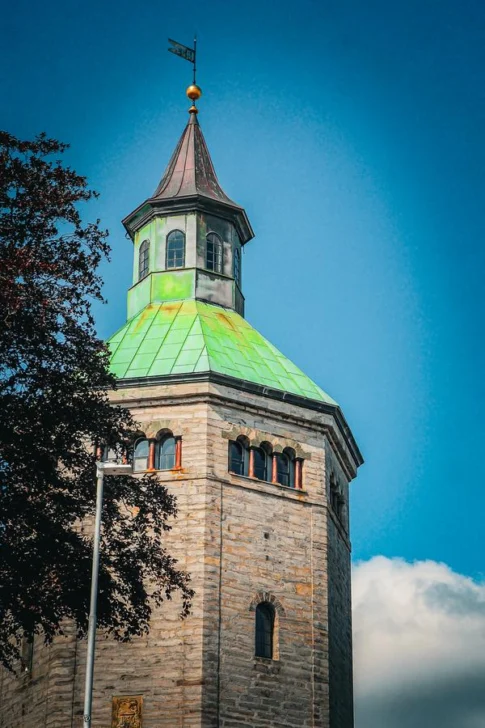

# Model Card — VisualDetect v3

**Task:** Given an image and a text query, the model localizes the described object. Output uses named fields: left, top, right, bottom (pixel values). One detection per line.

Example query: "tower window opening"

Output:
left=134, top=438, right=149, bottom=471
left=206, top=232, right=223, bottom=273
left=228, top=437, right=249, bottom=476
left=228, top=437, right=302, bottom=488
left=255, top=602, right=275, bottom=659
left=158, top=434, right=176, bottom=470
left=276, top=453, right=290, bottom=486
left=275, top=449, right=296, bottom=487
left=234, top=246, right=241, bottom=284
left=330, top=474, right=345, bottom=523
left=166, top=230, right=185, bottom=269
left=252, top=447, right=267, bottom=481
left=21, top=633, right=34, bottom=674
left=138, top=239, right=150, bottom=280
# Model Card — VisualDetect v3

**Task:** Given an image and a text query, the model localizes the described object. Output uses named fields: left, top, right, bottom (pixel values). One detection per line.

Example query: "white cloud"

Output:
left=352, top=556, right=485, bottom=728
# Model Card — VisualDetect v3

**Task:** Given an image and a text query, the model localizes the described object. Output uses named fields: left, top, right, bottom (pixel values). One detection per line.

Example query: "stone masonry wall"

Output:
left=0, top=380, right=358, bottom=728
left=0, top=394, right=212, bottom=728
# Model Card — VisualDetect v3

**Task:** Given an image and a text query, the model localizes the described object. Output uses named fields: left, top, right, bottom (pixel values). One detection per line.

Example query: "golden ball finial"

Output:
left=186, top=84, right=202, bottom=101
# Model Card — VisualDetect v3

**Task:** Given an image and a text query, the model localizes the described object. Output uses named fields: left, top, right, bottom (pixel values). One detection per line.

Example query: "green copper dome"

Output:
left=108, top=300, right=336, bottom=406
left=108, top=111, right=338, bottom=409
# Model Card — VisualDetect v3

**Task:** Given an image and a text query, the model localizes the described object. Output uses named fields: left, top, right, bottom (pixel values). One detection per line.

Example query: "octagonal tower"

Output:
left=0, top=100, right=363, bottom=728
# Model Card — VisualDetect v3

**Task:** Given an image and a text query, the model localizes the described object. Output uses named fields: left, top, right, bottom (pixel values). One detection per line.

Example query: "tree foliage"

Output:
left=0, top=132, right=193, bottom=670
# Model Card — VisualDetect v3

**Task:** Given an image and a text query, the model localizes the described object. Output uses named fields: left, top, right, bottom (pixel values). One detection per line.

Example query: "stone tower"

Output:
left=0, top=100, right=362, bottom=728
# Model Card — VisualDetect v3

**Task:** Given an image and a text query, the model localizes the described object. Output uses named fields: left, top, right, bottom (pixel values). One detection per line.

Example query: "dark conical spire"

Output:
left=123, top=109, right=253, bottom=244
left=153, top=111, right=237, bottom=206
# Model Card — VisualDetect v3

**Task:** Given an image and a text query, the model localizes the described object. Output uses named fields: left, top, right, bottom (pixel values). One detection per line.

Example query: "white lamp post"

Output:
left=83, top=460, right=133, bottom=728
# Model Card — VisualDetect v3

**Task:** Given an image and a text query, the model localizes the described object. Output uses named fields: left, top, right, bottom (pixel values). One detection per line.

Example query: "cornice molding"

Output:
left=110, top=370, right=363, bottom=477
left=123, top=194, right=254, bottom=245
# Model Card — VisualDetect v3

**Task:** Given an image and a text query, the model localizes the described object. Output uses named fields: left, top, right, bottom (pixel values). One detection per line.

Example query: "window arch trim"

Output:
left=249, top=591, right=285, bottom=616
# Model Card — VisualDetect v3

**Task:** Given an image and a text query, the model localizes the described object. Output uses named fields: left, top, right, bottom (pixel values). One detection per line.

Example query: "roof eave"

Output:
left=123, top=194, right=255, bottom=244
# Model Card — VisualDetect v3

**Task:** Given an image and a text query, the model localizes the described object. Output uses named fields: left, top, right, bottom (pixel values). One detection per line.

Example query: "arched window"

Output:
left=275, top=453, right=291, bottom=486
left=206, top=232, right=223, bottom=273
left=138, top=239, right=150, bottom=280
left=252, top=447, right=267, bottom=481
left=278, top=448, right=296, bottom=488
left=234, top=246, right=241, bottom=284
left=134, top=438, right=149, bottom=471
left=166, top=230, right=185, bottom=269
left=158, top=434, right=176, bottom=470
left=255, top=602, right=275, bottom=659
left=229, top=440, right=246, bottom=475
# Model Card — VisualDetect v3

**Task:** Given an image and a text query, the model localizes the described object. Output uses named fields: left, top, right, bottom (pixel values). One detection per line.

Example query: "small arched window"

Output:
left=206, top=232, right=223, bottom=273
left=138, top=239, right=150, bottom=280
left=255, top=602, right=275, bottom=659
left=166, top=230, right=185, bottom=269
left=229, top=440, right=247, bottom=475
left=252, top=447, right=267, bottom=481
left=276, top=448, right=296, bottom=488
left=275, top=453, right=291, bottom=487
left=234, top=247, right=241, bottom=284
left=158, top=434, right=176, bottom=470
left=134, top=438, right=149, bottom=471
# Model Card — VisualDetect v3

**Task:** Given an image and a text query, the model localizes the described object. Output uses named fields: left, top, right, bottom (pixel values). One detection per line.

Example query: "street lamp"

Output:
left=83, top=460, right=133, bottom=728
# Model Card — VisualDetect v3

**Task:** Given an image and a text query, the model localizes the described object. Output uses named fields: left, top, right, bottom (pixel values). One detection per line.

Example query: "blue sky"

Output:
left=3, top=0, right=484, bottom=583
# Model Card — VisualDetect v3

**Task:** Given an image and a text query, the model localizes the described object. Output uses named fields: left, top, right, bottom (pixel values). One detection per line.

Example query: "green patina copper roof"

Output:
left=108, top=300, right=337, bottom=405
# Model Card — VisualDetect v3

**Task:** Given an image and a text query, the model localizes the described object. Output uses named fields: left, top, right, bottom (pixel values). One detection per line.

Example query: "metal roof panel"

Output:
left=107, top=300, right=337, bottom=406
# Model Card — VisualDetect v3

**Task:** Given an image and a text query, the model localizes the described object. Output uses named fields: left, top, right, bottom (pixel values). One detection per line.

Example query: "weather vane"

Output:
left=168, top=36, right=202, bottom=113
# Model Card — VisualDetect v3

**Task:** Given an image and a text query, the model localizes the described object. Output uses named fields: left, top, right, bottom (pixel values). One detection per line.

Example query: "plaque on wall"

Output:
left=111, top=695, right=143, bottom=728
